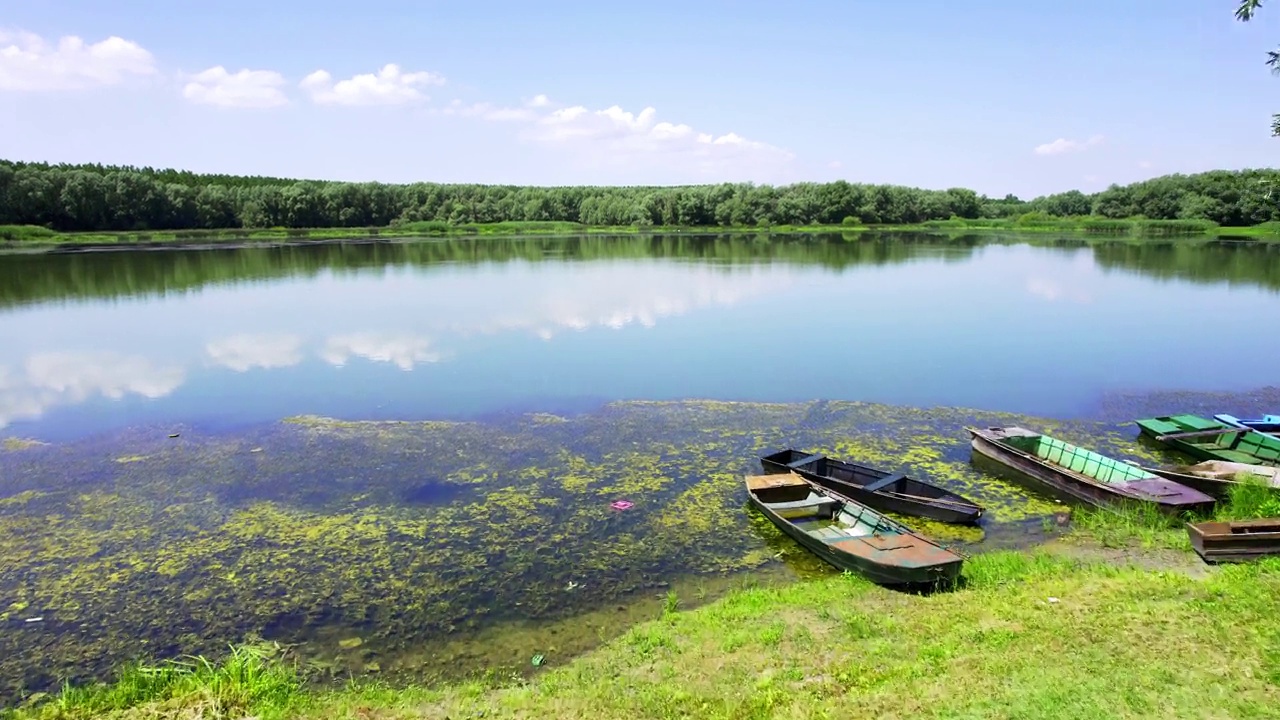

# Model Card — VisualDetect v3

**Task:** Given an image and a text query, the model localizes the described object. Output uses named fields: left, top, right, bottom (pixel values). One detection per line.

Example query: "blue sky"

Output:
left=1, top=0, right=1277, bottom=197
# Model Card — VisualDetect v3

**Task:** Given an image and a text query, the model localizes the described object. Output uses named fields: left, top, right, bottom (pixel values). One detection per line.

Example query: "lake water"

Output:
left=1, top=233, right=1278, bottom=439
left=3, top=231, right=1280, bottom=699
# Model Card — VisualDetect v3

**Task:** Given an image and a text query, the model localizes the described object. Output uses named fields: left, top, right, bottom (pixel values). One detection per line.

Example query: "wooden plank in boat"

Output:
left=863, top=473, right=906, bottom=493
left=852, top=535, right=915, bottom=551
left=745, top=472, right=808, bottom=491
left=1156, top=427, right=1251, bottom=441
left=785, top=453, right=826, bottom=468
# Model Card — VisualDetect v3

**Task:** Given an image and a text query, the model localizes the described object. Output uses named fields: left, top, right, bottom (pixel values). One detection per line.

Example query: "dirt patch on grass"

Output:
left=1039, top=539, right=1212, bottom=579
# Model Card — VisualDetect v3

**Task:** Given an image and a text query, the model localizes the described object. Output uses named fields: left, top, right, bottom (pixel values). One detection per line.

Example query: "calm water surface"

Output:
left=3, top=232, right=1279, bottom=439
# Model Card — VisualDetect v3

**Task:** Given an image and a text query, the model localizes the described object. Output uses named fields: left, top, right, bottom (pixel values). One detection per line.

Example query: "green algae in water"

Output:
left=0, top=398, right=1192, bottom=703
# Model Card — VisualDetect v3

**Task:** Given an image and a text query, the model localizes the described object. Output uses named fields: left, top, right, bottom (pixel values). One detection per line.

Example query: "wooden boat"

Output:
left=967, top=426, right=1215, bottom=514
left=760, top=448, right=983, bottom=524
left=744, top=472, right=964, bottom=586
left=1187, top=519, right=1280, bottom=563
left=1144, top=460, right=1280, bottom=499
left=1134, top=414, right=1280, bottom=467
left=1214, top=414, right=1280, bottom=438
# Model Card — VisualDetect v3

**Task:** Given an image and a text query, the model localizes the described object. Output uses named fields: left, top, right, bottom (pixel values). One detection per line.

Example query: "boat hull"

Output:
left=969, top=429, right=1215, bottom=515
left=1187, top=519, right=1280, bottom=563
left=1214, top=414, right=1280, bottom=438
left=760, top=450, right=983, bottom=525
left=1143, top=467, right=1238, bottom=499
left=1135, top=415, right=1280, bottom=467
left=744, top=476, right=964, bottom=587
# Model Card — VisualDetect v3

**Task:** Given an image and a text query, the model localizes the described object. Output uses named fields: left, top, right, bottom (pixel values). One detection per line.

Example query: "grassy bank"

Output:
left=10, top=550, right=1277, bottom=720
left=3, top=216, right=1279, bottom=250
left=12, top=479, right=1280, bottom=719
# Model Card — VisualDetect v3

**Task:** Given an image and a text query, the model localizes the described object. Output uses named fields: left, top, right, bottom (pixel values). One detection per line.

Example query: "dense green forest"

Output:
left=2, top=159, right=1279, bottom=232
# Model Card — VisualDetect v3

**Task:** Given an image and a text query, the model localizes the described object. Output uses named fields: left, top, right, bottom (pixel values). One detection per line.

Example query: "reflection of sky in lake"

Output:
left=3, top=243, right=1280, bottom=438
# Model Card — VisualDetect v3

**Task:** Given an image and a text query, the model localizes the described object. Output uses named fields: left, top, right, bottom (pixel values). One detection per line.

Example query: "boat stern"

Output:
left=1122, top=478, right=1217, bottom=515
left=830, top=534, right=964, bottom=585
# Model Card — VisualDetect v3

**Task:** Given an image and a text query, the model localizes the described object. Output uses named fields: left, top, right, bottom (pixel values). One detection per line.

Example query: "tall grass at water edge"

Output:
left=6, top=644, right=300, bottom=720
left=1071, top=473, right=1280, bottom=549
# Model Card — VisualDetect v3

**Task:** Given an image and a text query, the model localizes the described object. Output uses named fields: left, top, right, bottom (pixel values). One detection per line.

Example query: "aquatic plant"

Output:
left=0, top=398, right=1186, bottom=704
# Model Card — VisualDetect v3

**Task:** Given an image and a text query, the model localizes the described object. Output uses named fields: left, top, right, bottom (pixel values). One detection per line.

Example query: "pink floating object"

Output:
left=610, top=500, right=634, bottom=511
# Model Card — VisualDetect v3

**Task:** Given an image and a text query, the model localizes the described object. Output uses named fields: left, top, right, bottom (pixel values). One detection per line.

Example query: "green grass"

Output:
left=11, top=548, right=1280, bottom=720
left=1070, top=474, right=1280, bottom=550
left=0, top=225, right=59, bottom=242
left=325, top=552, right=1280, bottom=720
left=7, top=644, right=300, bottom=720
left=919, top=215, right=1279, bottom=238
left=6, top=216, right=1278, bottom=250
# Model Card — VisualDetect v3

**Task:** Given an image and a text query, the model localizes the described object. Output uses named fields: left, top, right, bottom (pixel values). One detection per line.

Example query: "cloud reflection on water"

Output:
left=320, top=333, right=445, bottom=371
left=205, top=334, right=305, bottom=372
left=0, top=352, right=185, bottom=428
left=1025, top=276, right=1093, bottom=304
left=455, top=267, right=789, bottom=340
left=0, top=267, right=784, bottom=429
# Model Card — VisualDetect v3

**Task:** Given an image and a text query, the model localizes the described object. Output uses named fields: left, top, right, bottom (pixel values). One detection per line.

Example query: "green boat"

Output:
left=968, top=426, right=1215, bottom=514
left=1135, top=414, right=1280, bottom=467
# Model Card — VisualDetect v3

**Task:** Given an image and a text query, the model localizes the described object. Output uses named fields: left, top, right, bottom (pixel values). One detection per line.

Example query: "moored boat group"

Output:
left=746, top=412, right=1280, bottom=587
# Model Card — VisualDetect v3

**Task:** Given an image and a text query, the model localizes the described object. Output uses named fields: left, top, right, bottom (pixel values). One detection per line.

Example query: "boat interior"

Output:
left=750, top=481, right=882, bottom=541
left=1001, top=433, right=1153, bottom=484
left=766, top=449, right=937, bottom=497
left=1215, top=414, right=1280, bottom=435
left=1147, top=415, right=1280, bottom=463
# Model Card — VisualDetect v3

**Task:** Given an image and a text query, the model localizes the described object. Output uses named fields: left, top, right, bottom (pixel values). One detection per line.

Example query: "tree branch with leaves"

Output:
left=1236, top=0, right=1280, bottom=135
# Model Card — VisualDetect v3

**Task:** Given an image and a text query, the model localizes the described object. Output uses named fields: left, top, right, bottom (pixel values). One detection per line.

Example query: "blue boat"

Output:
left=1214, top=414, right=1280, bottom=437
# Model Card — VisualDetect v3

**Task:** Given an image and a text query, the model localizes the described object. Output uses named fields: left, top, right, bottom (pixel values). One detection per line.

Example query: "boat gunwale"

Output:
left=1186, top=518, right=1280, bottom=540
left=965, top=426, right=1155, bottom=500
left=760, top=448, right=983, bottom=519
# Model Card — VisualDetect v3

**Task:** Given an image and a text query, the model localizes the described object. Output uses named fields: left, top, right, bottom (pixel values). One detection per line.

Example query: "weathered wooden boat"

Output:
left=1187, top=519, right=1280, bottom=563
left=1134, top=414, right=1280, bottom=467
left=967, top=426, right=1216, bottom=514
left=760, top=448, right=983, bottom=524
left=1214, top=414, right=1280, bottom=438
left=744, top=472, right=964, bottom=586
left=1144, top=460, right=1280, bottom=499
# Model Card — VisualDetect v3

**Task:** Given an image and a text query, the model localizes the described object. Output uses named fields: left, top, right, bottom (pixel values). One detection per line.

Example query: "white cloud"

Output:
left=1138, top=160, right=1153, bottom=169
left=205, top=334, right=304, bottom=371
left=320, top=333, right=444, bottom=370
left=0, top=352, right=184, bottom=428
left=0, top=30, right=156, bottom=91
left=300, top=63, right=444, bottom=106
left=1033, top=135, right=1105, bottom=156
left=828, top=160, right=843, bottom=170
left=455, top=96, right=793, bottom=179
left=182, top=66, right=288, bottom=108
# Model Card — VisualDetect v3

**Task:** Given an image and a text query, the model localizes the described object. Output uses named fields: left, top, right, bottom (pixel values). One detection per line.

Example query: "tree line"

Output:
left=2, top=159, right=1279, bottom=232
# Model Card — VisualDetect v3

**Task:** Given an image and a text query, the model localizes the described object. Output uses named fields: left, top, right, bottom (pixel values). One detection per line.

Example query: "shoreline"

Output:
left=6, top=540, right=1275, bottom=719
left=2, top=401, right=1279, bottom=717
left=3, top=220, right=1280, bottom=254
